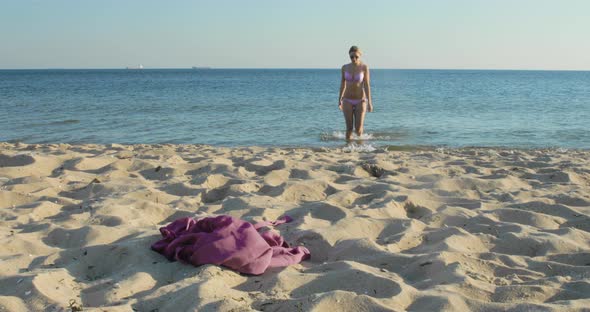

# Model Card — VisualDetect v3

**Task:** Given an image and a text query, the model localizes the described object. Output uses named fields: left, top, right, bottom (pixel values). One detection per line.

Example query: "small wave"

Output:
left=49, top=119, right=80, bottom=125
left=342, top=142, right=377, bottom=152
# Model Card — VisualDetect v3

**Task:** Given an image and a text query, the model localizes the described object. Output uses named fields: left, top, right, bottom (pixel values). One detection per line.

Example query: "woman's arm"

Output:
left=338, top=66, right=346, bottom=110
left=364, top=65, right=373, bottom=112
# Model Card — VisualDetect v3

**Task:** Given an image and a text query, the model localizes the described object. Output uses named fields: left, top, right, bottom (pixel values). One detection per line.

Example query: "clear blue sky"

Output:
left=1, top=0, right=588, bottom=69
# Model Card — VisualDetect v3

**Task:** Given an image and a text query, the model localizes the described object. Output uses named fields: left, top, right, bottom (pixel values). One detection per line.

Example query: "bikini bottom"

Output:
left=341, top=98, right=366, bottom=106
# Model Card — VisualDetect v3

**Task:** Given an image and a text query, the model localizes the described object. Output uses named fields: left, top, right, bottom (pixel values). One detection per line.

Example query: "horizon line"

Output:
left=1, top=67, right=589, bottom=72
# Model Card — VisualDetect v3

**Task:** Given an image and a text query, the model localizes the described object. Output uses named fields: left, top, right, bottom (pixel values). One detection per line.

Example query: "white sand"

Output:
left=1, top=142, right=590, bottom=311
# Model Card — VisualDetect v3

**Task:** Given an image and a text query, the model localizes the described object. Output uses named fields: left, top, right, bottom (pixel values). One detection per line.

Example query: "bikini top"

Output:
left=344, top=67, right=365, bottom=83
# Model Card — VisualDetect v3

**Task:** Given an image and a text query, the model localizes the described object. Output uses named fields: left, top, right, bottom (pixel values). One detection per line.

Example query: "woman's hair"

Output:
left=349, top=45, right=362, bottom=55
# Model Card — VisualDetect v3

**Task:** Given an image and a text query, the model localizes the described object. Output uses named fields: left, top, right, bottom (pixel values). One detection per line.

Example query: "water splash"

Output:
left=321, top=131, right=375, bottom=141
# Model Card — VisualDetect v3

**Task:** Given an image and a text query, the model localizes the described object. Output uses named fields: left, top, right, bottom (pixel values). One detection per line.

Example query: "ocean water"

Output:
left=1, top=69, right=589, bottom=149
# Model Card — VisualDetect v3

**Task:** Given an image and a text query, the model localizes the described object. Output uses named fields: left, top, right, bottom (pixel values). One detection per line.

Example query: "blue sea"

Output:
left=1, top=69, right=589, bottom=149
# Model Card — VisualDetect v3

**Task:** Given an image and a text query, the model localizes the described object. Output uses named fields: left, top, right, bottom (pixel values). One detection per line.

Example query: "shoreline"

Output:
left=1, top=142, right=590, bottom=310
left=3, top=141, right=590, bottom=153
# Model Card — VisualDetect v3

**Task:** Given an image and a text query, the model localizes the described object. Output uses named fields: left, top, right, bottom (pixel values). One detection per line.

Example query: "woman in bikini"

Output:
left=338, top=45, right=373, bottom=141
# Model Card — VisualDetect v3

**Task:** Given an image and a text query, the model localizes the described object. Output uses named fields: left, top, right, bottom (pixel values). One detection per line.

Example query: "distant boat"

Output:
left=192, top=66, right=212, bottom=70
left=126, top=64, right=144, bottom=70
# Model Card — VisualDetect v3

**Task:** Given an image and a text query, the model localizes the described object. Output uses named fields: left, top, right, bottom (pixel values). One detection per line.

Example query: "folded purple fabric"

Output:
left=151, top=215, right=310, bottom=275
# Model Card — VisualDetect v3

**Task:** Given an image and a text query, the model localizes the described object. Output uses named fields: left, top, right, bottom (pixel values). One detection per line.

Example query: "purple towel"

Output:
left=151, top=215, right=310, bottom=275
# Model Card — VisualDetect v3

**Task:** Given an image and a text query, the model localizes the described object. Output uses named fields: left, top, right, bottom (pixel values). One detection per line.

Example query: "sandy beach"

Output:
left=1, top=142, right=590, bottom=311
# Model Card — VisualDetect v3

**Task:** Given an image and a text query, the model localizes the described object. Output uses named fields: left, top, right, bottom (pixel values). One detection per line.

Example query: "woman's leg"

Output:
left=342, top=101, right=354, bottom=141
left=354, top=101, right=367, bottom=137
